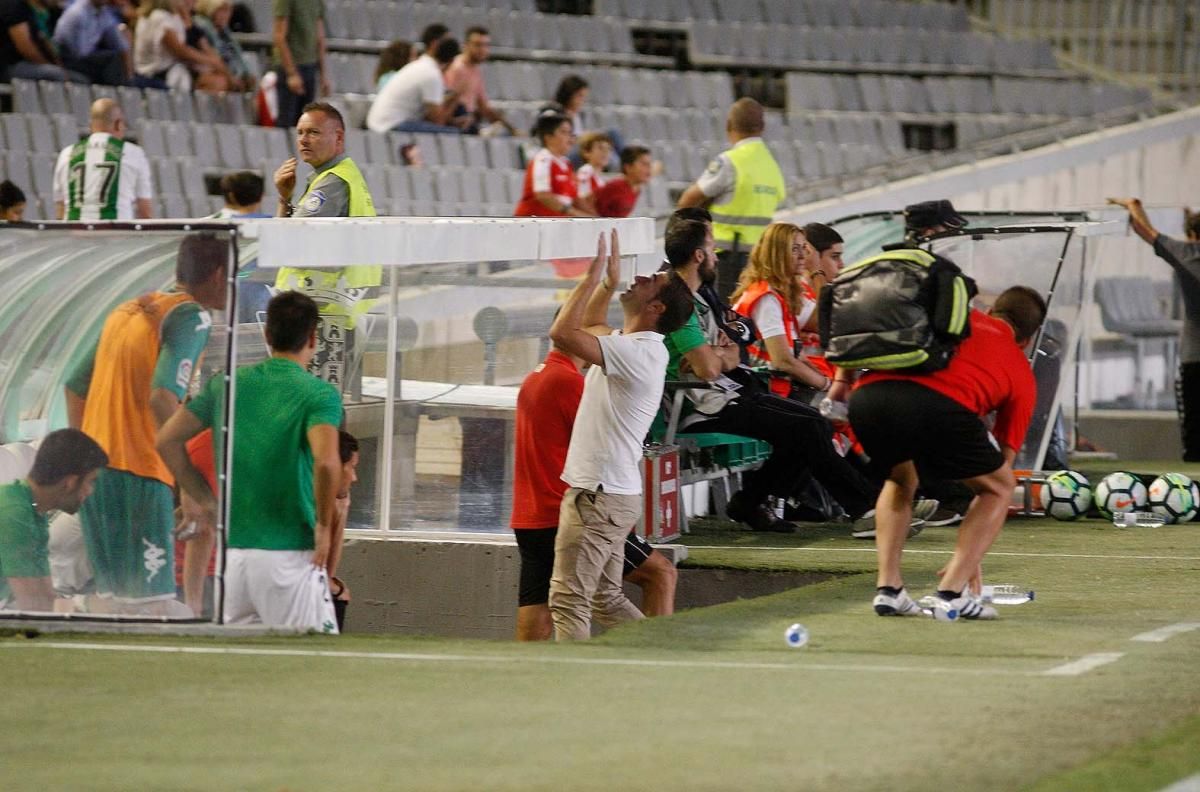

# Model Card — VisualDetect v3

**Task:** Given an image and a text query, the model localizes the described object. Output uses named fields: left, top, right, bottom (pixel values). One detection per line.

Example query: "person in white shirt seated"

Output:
left=365, top=37, right=464, bottom=135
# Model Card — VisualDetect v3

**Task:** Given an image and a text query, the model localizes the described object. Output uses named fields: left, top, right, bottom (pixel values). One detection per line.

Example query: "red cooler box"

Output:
left=639, top=444, right=680, bottom=541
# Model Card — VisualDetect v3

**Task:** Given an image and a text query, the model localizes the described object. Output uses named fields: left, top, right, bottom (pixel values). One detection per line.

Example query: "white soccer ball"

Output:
left=1147, top=473, right=1199, bottom=524
left=784, top=623, right=808, bottom=648
left=1093, top=471, right=1149, bottom=520
left=1038, top=470, right=1093, bottom=520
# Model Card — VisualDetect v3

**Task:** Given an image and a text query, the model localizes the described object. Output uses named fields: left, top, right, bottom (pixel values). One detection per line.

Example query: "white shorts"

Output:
left=48, top=512, right=93, bottom=596
left=224, top=549, right=339, bottom=634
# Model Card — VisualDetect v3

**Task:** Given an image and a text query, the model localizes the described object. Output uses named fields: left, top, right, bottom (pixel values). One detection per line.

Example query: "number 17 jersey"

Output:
left=52, top=132, right=154, bottom=221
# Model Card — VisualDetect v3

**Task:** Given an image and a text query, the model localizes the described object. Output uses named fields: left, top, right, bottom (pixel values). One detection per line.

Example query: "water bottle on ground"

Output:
left=980, top=584, right=1034, bottom=605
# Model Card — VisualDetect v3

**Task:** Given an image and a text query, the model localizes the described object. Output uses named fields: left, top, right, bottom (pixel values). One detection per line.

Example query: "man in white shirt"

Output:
left=546, top=230, right=695, bottom=641
left=366, top=37, right=463, bottom=134
left=53, top=98, right=153, bottom=221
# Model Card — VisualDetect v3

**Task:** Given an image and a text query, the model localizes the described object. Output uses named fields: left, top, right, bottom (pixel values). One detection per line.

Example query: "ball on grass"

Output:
left=784, top=623, right=808, bottom=648
left=1039, top=470, right=1093, bottom=521
left=1093, top=471, right=1148, bottom=520
left=1147, top=473, right=1199, bottom=524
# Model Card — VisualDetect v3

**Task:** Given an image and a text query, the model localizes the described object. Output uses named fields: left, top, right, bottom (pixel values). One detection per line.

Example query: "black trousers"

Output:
left=1177, top=361, right=1200, bottom=461
left=715, top=248, right=749, bottom=303
left=687, top=391, right=877, bottom=519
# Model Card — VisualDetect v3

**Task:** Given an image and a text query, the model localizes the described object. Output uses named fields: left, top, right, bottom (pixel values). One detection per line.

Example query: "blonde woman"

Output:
left=133, top=0, right=229, bottom=91
left=731, top=222, right=832, bottom=399
left=194, top=0, right=254, bottom=91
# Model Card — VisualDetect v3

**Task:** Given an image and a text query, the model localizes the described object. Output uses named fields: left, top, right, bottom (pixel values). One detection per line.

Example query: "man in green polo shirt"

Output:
left=0, top=429, right=108, bottom=612
left=157, top=291, right=344, bottom=633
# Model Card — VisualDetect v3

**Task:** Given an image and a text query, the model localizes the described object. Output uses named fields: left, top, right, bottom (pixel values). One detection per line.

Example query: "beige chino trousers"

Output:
left=548, top=488, right=645, bottom=640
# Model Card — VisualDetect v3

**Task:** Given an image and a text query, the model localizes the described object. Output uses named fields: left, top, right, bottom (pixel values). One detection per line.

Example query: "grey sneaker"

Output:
left=924, top=507, right=964, bottom=527
left=851, top=499, right=936, bottom=539
left=872, top=588, right=925, bottom=617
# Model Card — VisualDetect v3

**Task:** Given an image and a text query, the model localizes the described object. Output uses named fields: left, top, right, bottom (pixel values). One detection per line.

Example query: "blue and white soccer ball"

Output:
left=784, top=623, right=808, bottom=648
left=1039, top=470, right=1093, bottom=521
left=1147, top=473, right=1199, bottom=524
left=1093, top=471, right=1149, bottom=520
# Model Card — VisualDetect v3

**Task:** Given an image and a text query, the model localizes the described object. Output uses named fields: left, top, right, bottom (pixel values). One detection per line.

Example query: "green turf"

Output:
left=1, top=512, right=1198, bottom=790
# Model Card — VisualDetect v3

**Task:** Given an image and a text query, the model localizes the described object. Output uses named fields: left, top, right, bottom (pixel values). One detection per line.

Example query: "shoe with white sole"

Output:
left=939, top=591, right=998, bottom=620
left=851, top=499, right=938, bottom=540
left=872, top=588, right=926, bottom=617
left=923, top=507, right=964, bottom=527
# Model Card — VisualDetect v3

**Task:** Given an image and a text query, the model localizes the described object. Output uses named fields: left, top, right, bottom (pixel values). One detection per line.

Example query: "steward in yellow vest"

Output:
left=273, top=103, right=381, bottom=385
left=677, top=98, right=785, bottom=300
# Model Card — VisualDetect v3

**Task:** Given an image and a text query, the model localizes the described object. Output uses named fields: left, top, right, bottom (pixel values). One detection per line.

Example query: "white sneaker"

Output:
left=851, top=499, right=937, bottom=540
left=872, top=588, right=925, bottom=617
left=939, top=591, right=998, bottom=620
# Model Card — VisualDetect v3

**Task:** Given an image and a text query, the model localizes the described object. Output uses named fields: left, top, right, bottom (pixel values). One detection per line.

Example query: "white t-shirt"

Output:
left=53, top=133, right=153, bottom=220
left=748, top=290, right=787, bottom=341
left=561, top=330, right=667, bottom=496
left=133, top=9, right=186, bottom=77
left=366, top=55, right=444, bottom=133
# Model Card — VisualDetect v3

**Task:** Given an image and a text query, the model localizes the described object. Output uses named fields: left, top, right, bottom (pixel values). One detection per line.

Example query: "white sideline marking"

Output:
left=0, top=641, right=1030, bottom=676
left=685, top=546, right=1200, bottom=562
left=1130, top=622, right=1200, bottom=643
left=1159, top=772, right=1200, bottom=792
left=1041, top=652, right=1125, bottom=676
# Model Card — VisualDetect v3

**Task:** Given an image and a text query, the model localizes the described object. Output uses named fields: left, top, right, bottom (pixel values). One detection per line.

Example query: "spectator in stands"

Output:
left=1109, top=197, right=1200, bottom=461
left=850, top=286, right=1044, bottom=620
left=66, top=233, right=227, bottom=616
left=550, top=73, right=624, bottom=171
left=0, top=430, right=107, bottom=612
left=177, top=0, right=240, bottom=92
left=213, top=170, right=270, bottom=217
left=365, top=36, right=463, bottom=134
left=546, top=231, right=693, bottom=641
left=574, top=131, right=611, bottom=213
left=372, top=38, right=410, bottom=90
left=0, top=179, right=25, bottom=221
left=132, top=0, right=224, bottom=90
left=512, top=328, right=678, bottom=641
left=194, top=0, right=254, bottom=91
left=662, top=216, right=880, bottom=534
left=678, top=98, right=785, bottom=300
left=53, top=0, right=133, bottom=85
left=513, top=108, right=594, bottom=218
left=594, top=145, right=652, bottom=218
left=53, top=97, right=153, bottom=220
left=273, top=102, right=380, bottom=383
left=444, top=25, right=512, bottom=136
left=0, top=0, right=90, bottom=82
left=270, top=0, right=327, bottom=128
left=157, top=290, right=342, bottom=633
left=398, top=141, right=422, bottom=167
left=416, top=21, right=446, bottom=55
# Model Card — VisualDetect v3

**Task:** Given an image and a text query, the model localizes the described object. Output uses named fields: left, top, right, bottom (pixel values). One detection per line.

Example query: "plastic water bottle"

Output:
left=784, top=623, right=809, bottom=647
left=1112, top=511, right=1165, bottom=528
left=980, top=584, right=1034, bottom=605
left=818, top=398, right=849, bottom=422
left=773, top=497, right=786, bottom=521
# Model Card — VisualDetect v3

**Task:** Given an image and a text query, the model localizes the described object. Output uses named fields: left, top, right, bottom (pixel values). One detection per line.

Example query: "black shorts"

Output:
left=514, top=527, right=653, bottom=607
left=849, top=380, right=1004, bottom=482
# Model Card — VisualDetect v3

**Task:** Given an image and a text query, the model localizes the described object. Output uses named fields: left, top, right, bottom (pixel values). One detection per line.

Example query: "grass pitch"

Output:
left=2, top=508, right=1199, bottom=790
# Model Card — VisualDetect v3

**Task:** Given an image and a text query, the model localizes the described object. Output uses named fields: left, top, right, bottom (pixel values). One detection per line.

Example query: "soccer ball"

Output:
left=1093, top=471, right=1149, bottom=520
left=784, top=623, right=809, bottom=648
left=1147, top=473, right=1199, bottom=523
left=1038, top=470, right=1093, bottom=520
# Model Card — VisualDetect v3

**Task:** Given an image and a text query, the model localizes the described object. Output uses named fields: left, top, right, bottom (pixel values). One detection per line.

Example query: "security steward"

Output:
left=677, top=97, right=785, bottom=300
left=273, top=101, right=380, bottom=386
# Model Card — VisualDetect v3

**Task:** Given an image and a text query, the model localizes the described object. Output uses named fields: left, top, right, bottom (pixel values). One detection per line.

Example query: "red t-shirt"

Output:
left=514, top=148, right=577, bottom=217
left=858, top=310, right=1037, bottom=451
left=174, top=429, right=218, bottom=586
left=510, top=350, right=584, bottom=529
left=595, top=178, right=641, bottom=218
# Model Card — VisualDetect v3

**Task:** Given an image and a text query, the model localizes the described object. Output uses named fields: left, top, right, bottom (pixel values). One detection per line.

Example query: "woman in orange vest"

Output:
left=731, top=222, right=834, bottom=399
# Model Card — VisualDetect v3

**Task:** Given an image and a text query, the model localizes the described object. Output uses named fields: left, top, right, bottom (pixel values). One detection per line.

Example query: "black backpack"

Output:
left=818, top=248, right=977, bottom=373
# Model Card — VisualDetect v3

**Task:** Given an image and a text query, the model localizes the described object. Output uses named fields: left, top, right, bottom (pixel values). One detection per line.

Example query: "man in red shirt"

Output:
left=511, top=339, right=677, bottom=641
left=848, top=286, right=1046, bottom=620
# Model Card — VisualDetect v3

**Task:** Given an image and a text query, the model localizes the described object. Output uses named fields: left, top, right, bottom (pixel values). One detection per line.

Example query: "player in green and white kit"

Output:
left=52, top=98, right=153, bottom=221
left=0, top=430, right=107, bottom=612
left=158, top=291, right=344, bottom=632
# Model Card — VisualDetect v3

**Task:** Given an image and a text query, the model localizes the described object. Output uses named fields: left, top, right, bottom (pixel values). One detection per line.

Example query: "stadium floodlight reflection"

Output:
left=0, top=217, right=656, bottom=625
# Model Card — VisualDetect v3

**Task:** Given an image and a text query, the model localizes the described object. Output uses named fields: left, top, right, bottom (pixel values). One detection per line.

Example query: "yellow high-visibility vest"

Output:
left=710, top=140, right=786, bottom=249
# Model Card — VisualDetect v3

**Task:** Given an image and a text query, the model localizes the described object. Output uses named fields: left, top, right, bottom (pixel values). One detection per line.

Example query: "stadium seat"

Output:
left=11, top=79, right=40, bottom=114
left=40, top=81, right=70, bottom=116
left=153, top=158, right=182, bottom=195
left=1, top=115, right=31, bottom=152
